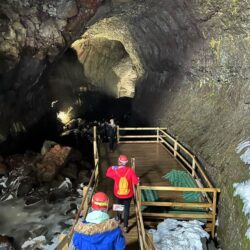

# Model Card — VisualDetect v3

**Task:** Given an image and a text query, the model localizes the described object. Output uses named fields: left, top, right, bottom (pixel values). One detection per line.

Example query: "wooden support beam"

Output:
left=142, top=212, right=213, bottom=219
left=141, top=201, right=212, bottom=208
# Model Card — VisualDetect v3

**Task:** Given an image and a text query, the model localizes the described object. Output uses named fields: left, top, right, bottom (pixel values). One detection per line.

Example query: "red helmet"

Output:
left=118, top=155, right=128, bottom=165
left=91, top=192, right=109, bottom=210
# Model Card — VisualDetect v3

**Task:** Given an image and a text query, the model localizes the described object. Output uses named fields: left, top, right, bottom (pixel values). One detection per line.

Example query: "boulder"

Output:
left=35, top=144, right=71, bottom=182
left=36, top=161, right=57, bottom=182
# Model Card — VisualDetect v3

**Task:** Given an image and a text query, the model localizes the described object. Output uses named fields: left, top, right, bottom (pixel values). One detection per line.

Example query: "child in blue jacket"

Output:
left=73, top=192, right=125, bottom=250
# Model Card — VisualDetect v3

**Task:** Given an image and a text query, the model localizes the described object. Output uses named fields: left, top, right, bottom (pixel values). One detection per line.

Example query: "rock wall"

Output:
left=0, top=0, right=103, bottom=143
left=131, top=0, right=250, bottom=248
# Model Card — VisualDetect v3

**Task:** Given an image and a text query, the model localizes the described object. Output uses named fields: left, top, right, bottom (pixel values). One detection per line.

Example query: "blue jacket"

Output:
left=73, top=219, right=125, bottom=250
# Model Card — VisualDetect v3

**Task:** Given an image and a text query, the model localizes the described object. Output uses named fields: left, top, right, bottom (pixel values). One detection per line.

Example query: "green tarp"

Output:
left=162, top=170, right=202, bottom=202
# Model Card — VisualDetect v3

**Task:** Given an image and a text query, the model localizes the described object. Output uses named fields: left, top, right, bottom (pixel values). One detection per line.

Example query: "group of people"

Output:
left=73, top=154, right=139, bottom=250
left=98, top=118, right=117, bottom=152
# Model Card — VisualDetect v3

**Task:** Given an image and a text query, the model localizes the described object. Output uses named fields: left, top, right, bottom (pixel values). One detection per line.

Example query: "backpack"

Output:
left=115, top=169, right=130, bottom=195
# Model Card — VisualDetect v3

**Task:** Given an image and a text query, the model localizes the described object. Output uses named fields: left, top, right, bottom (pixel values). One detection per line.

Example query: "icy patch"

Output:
left=5, top=194, right=14, bottom=201
left=21, top=235, right=46, bottom=249
left=236, top=140, right=250, bottom=166
left=59, top=177, right=72, bottom=190
left=240, top=148, right=250, bottom=166
left=234, top=180, right=250, bottom=240
left=0, top=176, right=7, bottom=188
left=234, top=139, right=250, bottom=240
left=148, top=219, right=209, bottom=250
left=44, top=235, right=59, bottom=250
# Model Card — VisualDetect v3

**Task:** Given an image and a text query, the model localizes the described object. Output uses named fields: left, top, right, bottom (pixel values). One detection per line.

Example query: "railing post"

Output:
left=174, top=139, right=178, bottom=158
left=93, top=126, right=99, bottom=183
left=117, top=125, right=120, bottom=144
left=192, top=157, right=196, bottom=177
left=212, top=190, right=217, bottom=238
left=82, top=186, right=88, bottom=217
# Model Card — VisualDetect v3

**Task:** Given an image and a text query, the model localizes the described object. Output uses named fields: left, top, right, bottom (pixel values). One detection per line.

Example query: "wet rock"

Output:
left=65, top=203, right=77, bottom=215
left=48, top=178, right=72, bottom=201
left=48, top=188, right=70, bottom=202
left=201, top=237, right=208, bottom=250
left=28, top=225, right=48, bottom=239
left=24, top=195, right=42, bottom=206
left=40, top=140, right=57, bottom=155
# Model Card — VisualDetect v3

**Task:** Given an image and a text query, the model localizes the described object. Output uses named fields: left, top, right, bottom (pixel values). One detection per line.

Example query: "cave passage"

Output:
left=72, top=37, right=138, bottom=98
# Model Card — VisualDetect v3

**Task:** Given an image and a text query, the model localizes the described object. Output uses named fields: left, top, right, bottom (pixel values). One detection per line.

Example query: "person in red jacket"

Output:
left=106, top=154, right=139, bottom=233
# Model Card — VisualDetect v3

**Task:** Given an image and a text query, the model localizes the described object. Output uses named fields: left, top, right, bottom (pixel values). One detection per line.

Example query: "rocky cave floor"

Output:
left=0, top=118, right=109, bottom=249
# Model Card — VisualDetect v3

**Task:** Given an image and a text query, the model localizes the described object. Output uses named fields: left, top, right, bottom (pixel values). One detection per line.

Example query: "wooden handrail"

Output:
left=139, top=185, right=220, bottom=238
left=57, top=126, right=100, bottom=249
left=139, top=186, right=220, bottom=192
left=117, top=127, right=220, bottom=238
left=118, top=127, right=213, bottom=189
left=119, top=135, right=158, bottom=138
left=132, top=158, right=151, bottom=250
left=119, top=127, right=167, bottom=130
left=158, top=129, right=213, bottom=188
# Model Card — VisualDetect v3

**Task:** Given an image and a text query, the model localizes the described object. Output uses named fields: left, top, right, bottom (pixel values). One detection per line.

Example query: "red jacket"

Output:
left=106, top=166, right=139, bottom=199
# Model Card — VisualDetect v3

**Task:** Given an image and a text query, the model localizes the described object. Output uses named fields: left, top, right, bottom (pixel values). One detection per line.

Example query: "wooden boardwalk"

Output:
left=97, top=143, right=186, bottom=249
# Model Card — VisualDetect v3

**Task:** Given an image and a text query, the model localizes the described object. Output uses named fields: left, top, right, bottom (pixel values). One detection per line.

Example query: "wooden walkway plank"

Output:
left=97, top=143, right=186, bottom=249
